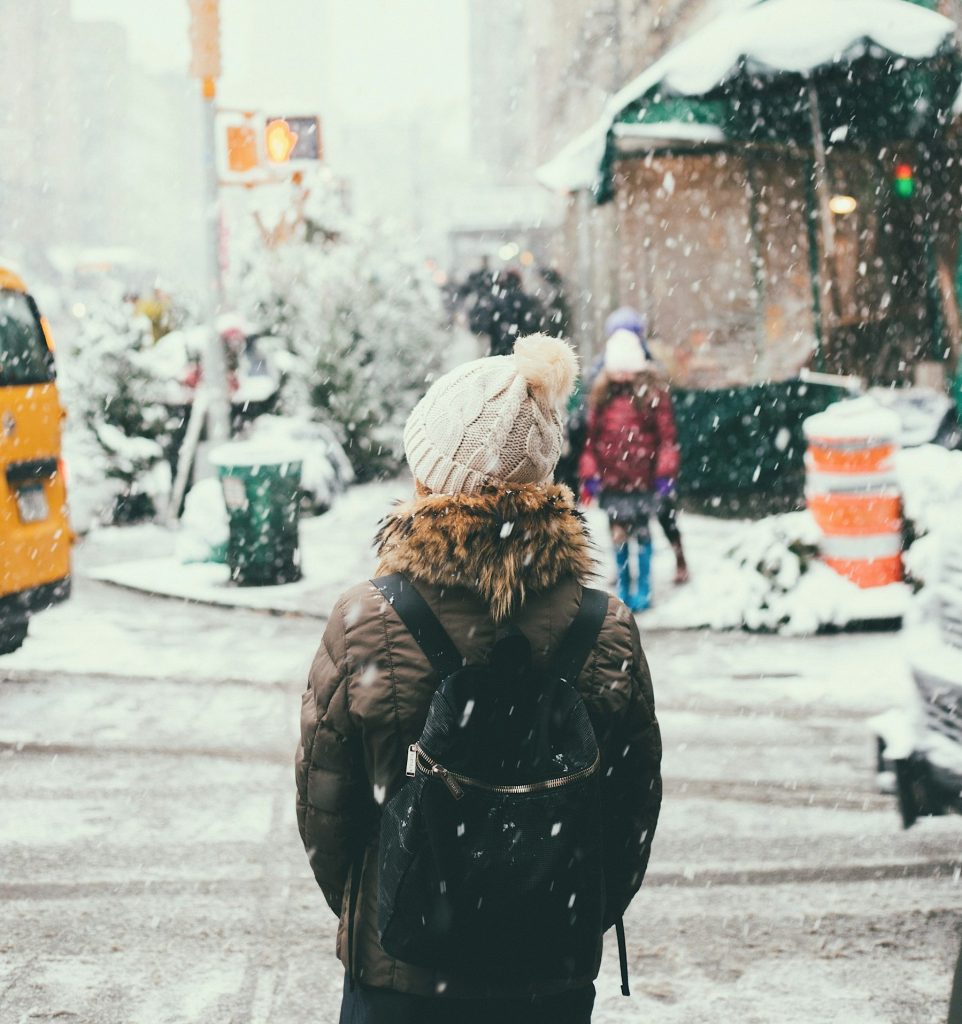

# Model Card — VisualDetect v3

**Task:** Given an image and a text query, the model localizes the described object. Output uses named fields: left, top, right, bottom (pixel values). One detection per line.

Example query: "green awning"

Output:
left=537, top=0, right=961, bottom=200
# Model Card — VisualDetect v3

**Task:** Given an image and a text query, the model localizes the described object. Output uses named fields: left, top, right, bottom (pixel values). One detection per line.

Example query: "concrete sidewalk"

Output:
left=82, top=479, right=908, bottom=634
left=85, top=478, right=409, bottom=620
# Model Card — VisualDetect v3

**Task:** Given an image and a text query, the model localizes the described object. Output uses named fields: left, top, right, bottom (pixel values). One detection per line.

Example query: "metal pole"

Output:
left=575, top=188, right=594, bottom=366
left=807, top=80, right=837, bottom=350
left=201, top=76, right=231, bottom=445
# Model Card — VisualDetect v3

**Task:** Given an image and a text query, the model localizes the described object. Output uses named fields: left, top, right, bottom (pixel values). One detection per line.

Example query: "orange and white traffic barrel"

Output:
left=803, top=399, right=903, bottom=589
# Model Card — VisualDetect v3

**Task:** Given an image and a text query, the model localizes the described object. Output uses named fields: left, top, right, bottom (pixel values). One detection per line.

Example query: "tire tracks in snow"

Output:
left=2, top=858, right=959, bottom=901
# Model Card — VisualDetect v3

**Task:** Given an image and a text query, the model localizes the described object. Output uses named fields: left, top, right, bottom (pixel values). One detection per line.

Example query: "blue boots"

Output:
left=615, top=541, right=652, bottom=613
left=615, top=543, right=632, bottom=606
left=634, top=541, right=652, bottom=612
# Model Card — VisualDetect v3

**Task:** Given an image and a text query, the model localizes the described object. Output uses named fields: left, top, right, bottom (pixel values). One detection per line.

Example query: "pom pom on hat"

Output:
left=513, top=333, right=579, bottom=409
left=605, top=329, right=648, bottom=375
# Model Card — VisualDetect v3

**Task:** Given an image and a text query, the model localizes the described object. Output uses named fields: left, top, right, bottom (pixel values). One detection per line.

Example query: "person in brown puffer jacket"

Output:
left=295, top=334, right=662, bottom=1024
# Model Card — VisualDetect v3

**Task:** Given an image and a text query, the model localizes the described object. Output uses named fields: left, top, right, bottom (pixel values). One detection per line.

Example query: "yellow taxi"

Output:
left=0, top=264, right=72, bottom=654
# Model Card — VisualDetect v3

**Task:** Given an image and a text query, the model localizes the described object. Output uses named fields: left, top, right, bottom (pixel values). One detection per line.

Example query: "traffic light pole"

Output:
left=201, top=76, right=231, bottom=446
left=166, top=78, right=231, bottom=523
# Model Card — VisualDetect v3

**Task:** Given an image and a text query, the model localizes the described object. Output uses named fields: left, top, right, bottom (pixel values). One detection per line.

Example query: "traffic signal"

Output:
left=188, top=0, right=221, bottom=80
left=226, top=124, right=258, bottom=173
left=267, top=116, right=322, bottom=161
left=892, top=162, right=916, bottom=199
left=265, top=119, right=298, bottom=164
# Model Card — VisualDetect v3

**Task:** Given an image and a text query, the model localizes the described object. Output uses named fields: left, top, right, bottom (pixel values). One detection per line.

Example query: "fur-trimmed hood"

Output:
left=375, top=483, right=596, bottom=621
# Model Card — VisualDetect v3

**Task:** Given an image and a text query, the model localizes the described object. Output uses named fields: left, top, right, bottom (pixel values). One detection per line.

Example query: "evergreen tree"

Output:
left=235, top=171, right=444, bottom=480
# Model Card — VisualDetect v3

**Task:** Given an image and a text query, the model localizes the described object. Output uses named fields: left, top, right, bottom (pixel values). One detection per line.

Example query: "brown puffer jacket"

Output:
left=295, top=483, right=662, bottom=997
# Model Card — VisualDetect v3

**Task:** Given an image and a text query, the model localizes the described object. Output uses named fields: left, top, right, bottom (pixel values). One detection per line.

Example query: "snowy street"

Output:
left=6, top=1, right=962, bottom=1021
left=2, top=546, right=961, bottom=1022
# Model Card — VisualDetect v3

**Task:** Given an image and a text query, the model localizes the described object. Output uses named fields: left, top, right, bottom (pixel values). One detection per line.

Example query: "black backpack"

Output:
left=367, top=573, right=630, bottom=994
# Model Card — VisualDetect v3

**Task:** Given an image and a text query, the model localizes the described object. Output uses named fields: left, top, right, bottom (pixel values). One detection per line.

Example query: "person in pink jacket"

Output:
left=579, top=330, right=680, bottom=611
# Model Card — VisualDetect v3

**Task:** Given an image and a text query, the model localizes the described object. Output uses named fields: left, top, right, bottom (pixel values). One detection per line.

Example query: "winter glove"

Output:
left=654, top=476, right=674, bottom=499
left=580, top=477, right=602, bottom=506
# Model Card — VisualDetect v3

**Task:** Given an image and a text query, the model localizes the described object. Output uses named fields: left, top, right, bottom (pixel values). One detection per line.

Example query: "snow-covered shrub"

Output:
left=722, top=511, right=823, bottom=632
left=233, top=172, right=444, bottom=481
left=59, top=299, right=177, bottom=523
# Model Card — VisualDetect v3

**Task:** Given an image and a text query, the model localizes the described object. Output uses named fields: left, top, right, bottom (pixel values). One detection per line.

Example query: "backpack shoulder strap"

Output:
left=370, top=573, right=463, bottom=679
left=550, top=587, right=609, bottom=685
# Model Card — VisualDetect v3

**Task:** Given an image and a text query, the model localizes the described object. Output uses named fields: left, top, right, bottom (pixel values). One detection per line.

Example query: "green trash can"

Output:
left=210, top=442, right=303, bottom=586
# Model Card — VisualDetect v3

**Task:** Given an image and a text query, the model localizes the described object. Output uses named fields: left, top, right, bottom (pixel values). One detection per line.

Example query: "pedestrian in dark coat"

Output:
left=486, top=269, right=548, bottom=356
left=579, top=330, right=681, bottom=612
left=296, top=334, right=662, bottom=1023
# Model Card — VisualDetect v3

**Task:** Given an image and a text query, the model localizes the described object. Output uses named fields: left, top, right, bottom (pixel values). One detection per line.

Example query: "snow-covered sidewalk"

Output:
left=86, top=478, right=409, bottom=619
left=84, top=479, right=713, bottom=624
left=83, top=478, right=911, bottom=633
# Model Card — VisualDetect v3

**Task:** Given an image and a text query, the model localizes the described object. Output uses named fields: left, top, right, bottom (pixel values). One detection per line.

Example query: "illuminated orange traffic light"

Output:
left=265, top=118, right=298, bottom=164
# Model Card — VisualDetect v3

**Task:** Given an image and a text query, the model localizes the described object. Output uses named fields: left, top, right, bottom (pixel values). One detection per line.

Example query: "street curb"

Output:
left=87, top=572, right=708, bottom=635
left=85, top=573, right=329, bottom=621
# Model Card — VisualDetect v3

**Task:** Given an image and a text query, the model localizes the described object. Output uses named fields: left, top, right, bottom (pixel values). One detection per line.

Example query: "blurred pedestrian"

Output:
left=601, top=308, right=689, bottom=583
left=486, top=269, right=547, bottom=357
left=579, top=329, right=681, bottom=611
left=536, top=265, right=572, bottom=339
left=455, top=257, right=496, bottom=337
left=296, top=334, right=661, bottom=1023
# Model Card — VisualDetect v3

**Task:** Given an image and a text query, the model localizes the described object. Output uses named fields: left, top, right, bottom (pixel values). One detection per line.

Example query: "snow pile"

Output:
left=868, top=386, right=954, bottom=448
left=89, top=477, right=409, bottom=615
left=640, top=442, right=962, bottom=634
left=175, top=479, right=229, bottom=564
left=802, top=395, right=900, bottom=443
left=897, top=446, right=962, bottom=591
left=641, top=510, right=908, bottom=635
left=896, top=444, right=962, bottom=538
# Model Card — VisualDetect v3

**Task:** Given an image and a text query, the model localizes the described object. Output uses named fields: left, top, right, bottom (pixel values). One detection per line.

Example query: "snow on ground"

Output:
left=636, top=510, right=910, bottom=635
left=47, top=438, right=962, bottom=643
left=68, top=477, right=904, bottom=636
left=85, top=477, right=409, bottom=618
left=4, top=475, right=958, bottom=1023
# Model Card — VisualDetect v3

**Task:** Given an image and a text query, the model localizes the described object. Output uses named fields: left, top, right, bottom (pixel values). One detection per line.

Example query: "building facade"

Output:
left=531, top=0, right=962, bottom=383
left=0, top=2, right=204, bottom=290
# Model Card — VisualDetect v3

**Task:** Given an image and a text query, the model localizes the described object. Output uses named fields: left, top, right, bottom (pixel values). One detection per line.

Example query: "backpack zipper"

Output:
left=408, top=743, right=600, bottom=800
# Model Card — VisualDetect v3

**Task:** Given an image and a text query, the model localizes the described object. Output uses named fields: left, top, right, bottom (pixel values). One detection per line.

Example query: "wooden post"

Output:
left=744, top=154, right=768, bottom=381
left=806, top=81, right=838, bottom=353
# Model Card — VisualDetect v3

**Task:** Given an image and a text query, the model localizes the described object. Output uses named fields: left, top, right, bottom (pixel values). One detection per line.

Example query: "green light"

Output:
left=893, top=163, right=915, bottom=199
left=893, top=177, right=915, bottom=199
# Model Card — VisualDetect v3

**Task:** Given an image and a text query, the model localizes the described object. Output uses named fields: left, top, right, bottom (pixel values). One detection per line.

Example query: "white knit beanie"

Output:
left=605, top=328, right=648, bottom=375
left=404, top=334, right=579, bottom=495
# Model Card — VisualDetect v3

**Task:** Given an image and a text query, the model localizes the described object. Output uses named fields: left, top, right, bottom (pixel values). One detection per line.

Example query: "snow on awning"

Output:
left=535, top=124, right=609, bottom=193
left=535, top=120, right=727, bottom=193
left=613, top=121, right=727, bottom=149
left=617, top=0, right=955, bottom=100
left=537, top=0, right=956, bottom=192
